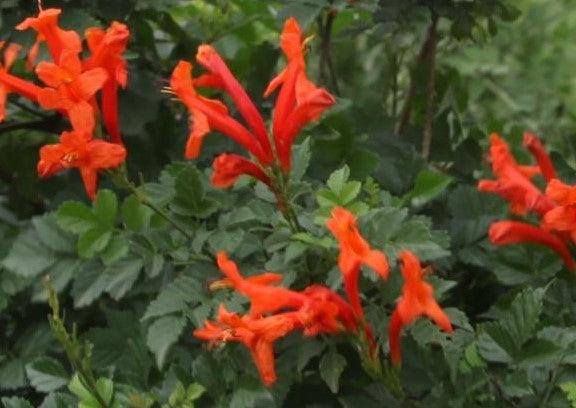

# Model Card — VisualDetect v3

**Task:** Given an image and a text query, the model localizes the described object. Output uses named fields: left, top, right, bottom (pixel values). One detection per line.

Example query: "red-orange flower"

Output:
left=196, top=45, right=273, bottom=163
left=388, top=251, right=453, bottom=365
left=37, top=130, right=126, bottom=200
left=326, top=206, right=389, bottom=319
left=194, top=304, right=299, bottom=386
left=216, top=252, right=307, bottom=317
left=16, top=8, right=81, bottom=63
left=169, top=61, right=269, bottom=164
left=523, top=132, right=557, bottom=182
left=211, top=153, right=271, bottom=189
left=83, top=22, right=130, bottom=144
left=0, top=42, right=26, bottom=122
left=36, top=49, right=108, bottom=133
left=264, top=18, right=335, bottom=172
left=489, top=220, right=575, bottom=270
left=478, top=133, right=553, bottom=216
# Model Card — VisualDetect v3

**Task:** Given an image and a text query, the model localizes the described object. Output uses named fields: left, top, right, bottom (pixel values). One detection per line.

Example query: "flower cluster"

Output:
left=478, top=132, right=576, bottom=269
left=195, top=206, right=452, bottom=386
left=0, top=8, right=129, bottom=199
left=169, top=18, right=335, bottom=191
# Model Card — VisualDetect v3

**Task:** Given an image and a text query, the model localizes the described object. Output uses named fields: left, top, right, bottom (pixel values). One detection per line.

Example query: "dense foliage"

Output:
left=1, top=0, right=576, bottom=407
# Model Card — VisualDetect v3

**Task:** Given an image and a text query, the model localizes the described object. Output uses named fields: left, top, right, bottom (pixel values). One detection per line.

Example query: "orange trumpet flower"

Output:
left=326, top=206, right=389, bottom=319
left=211, top=153, right=271, bottom=189
left=36, top=49, right=107, bottom=133
left=37, top=130, right=126, bottom=200
left=84, top=22, right=130, bottom=144
left=16, top=8, right=81, bottom=63
left=388, top=251, right=453, bottom=365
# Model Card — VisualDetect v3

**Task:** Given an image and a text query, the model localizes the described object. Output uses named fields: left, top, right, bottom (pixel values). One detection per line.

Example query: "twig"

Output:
left=394, top=13, right=439, bottom=137
left=0, top=113, right=63, bottom=135
left=10, top=99, right=51, bottom=119
left=421, top=13, right=439, bottom=160
left=318, top=9, right=341, bottom=96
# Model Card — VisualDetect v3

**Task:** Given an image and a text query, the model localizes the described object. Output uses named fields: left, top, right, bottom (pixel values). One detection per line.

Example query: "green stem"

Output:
left=107, top=168, right=194, bottom=240
left=45, top=281, right=110, bottom=408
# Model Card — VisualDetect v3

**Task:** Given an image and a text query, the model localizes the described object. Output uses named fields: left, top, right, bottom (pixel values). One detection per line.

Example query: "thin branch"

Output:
left=10, top=98, right=52, bottom=119
left=421, top=13, right=439, bottom=160
left=0, top=114, right=63, bottom=135
left=318, top=9, right=341, bottom=96
left=394, top=14, right=439, bottom=137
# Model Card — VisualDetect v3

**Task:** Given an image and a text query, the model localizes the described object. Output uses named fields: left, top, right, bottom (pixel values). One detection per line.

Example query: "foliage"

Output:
left=0, top=0, right=575, bottom=407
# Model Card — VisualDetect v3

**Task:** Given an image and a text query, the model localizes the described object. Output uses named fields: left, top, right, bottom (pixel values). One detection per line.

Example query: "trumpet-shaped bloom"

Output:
left=37, top=130, right=126, bottom=200
left=36, top=49, right=107, bottom=133
left=84, top=22, right=130, bottom=143
left=523, top=132, right=557, bottom=182
left=478, top=133, right=553, bottom=216
left=196, top=45, right=272, bottom=163
left=546, top=178, right=576, bottom=206
left=16, top=8, right=81, bottom=63
left=169, top=61, right=268, bottom=164
left=194, top=305, right=299, bottom=386
left=216, top=252, right=307, bottom=316
left=0, top=42, right=32, bottom=122
left=388, top=251, right=453, bottom=365
left=211, top=153, right=271, bottom=189
left=264, top=18, right=336, bottom=171
left=326, top=206, right=389, bottom=318
left=489, top=220, right=575, bottom=270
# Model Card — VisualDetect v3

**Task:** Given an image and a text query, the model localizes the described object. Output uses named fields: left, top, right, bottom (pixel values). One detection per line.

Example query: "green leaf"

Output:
left=77, top=228, right=112, bottom=258
left=71, top=262, right=108, bottom=308
left=228, top=378, right=274, bottom=408
left=93, top=189, right=118, bottom=229
left=3, top=229, right=55, bottom=277
left=146, top=315, right=186, bottom=368
left=1, top=397, right=33, bottom=408
left=142, top=275, right=204, bottom=321
left=171, top=166, right=218, bottom=218
left=480, top=287, right=545, bottom=361
left=401, top=169, right=452, bottom=207
left=104, top=257, right=143, bottom=300
left=32, top=215, right=75, bottom=253
left=122, top=195, right=152, bottom=231
left=560, top=382, right=576, bottom=408
left=0, top=358, right=27, bottom=390
left=319, top=349, right=347, bottom=394
left=25, top=357, right=68, bottom=393
left=100, top=234, right=130, bottom=265
left=326, top=166, right=350, bottom=194
left=57, top=201, right=98, bottom=234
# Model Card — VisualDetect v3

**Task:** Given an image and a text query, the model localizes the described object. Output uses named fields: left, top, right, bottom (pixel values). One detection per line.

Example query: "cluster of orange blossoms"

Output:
left=478, top=133, right=576, bottom=269
left=0, top=8, right=129, bottom=199
left=169, top=18, right=336, bottom=190
left=195, top=206, right=453, bottom=386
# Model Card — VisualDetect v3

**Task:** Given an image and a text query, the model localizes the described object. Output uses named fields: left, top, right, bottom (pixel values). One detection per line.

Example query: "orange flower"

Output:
left=523, top=132, right=557, bottom=182
left=16, top=8, right=81, bottom=63
left=546, top=178, right=576, bottom=206
left=326, top=206, right=389, bottom=319
left=388, top=251, right=453, bottom=365
left=169, top=61, right=269, bottom=164
left=84, top=22, right=130, bottom=144
left=489, top=220, right=575, bottom=270
left=211, top=153, right=271, bottom=189
left=36, top=49, right=108, bottom=133
left=264, top=18, right=335, bottom=172
left=37, top=130, right=126, bottom=200
left=478, top=133, right=553, bottom=216
left=216, top=252, right=307, bottom=317
left=0, top=42, right=38, bottom=122
left=196, top=45, right=273, bottom=163
left=194, top=304, right=299, bottom=386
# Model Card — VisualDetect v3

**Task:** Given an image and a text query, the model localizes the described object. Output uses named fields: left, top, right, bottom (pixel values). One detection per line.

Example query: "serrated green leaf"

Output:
left=25, top=357, right=68, bottom=393
left=57, top=201, right=97, bottom=234
left=402, top=169, right=452, bottom=207
left=77, top=228, right=112, bottom=258
left=319, top=350, right=347, bottom=394
left=93, top=189, right=118, bottom=228
left=100, top=234, right=129, bottom=265
left=1, top=397, right=33, bottom=408
left=3, top=229, right=55, bottom=277
left=104, top=257, right=143, bottom=300
left=122, top=195, right=152, bottom=232
left=142, top=275, right=204, bottom=321
left=327, top=166, right=350, bottom=195
left=146, top=315, right=186, bottom=368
